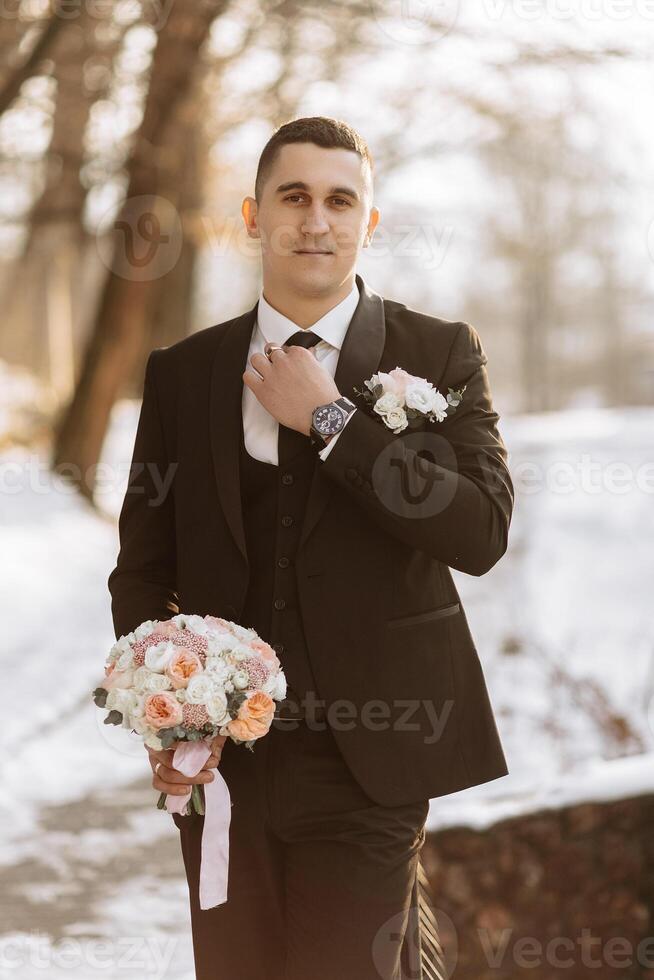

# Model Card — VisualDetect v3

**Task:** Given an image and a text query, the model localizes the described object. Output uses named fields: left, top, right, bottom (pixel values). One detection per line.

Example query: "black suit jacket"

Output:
left=108, top=273, right=514, bottom=806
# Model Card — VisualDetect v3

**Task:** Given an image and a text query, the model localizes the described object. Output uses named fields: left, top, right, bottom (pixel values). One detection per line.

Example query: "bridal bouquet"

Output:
left=353, top=367, right=465, bottom=434
left=92, top=613, right=287, bottom=909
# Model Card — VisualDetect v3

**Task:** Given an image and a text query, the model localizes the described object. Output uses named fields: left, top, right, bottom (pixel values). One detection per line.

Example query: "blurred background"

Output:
left=1, top=1, right=653, bottom=977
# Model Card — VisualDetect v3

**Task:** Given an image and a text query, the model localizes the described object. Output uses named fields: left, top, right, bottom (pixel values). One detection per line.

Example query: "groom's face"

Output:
left=244, top=142, right=378, bottom=295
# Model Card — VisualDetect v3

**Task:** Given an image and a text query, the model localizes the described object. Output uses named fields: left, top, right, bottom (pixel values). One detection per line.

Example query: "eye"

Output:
left=283, top=194, right=351, bottom=206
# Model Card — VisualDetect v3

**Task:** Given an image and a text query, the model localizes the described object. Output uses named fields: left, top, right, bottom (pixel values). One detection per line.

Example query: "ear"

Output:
left=241, top=196, right=259, bottom=238
left=365, top=206, right=380, bottom=245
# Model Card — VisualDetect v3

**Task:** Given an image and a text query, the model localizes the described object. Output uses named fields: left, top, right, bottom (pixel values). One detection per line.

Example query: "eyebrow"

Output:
left=275, top=181, right=360, bottom=202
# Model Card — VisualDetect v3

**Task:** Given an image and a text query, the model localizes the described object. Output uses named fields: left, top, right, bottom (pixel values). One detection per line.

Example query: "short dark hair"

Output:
left=254, top=116, right=374, bottom=204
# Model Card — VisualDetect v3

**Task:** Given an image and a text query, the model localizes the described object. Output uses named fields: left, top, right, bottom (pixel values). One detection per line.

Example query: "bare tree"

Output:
left=52, top=0, right=229, bottom=499
left=0, top=0, right=642, bottom=487
left=0, top=1, right=67, bottom=116
left=0, top=3, right=122, bottom=396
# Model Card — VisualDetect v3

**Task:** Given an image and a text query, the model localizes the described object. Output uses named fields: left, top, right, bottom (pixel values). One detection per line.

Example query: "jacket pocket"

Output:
left=385, top=601, right=460, bottom=630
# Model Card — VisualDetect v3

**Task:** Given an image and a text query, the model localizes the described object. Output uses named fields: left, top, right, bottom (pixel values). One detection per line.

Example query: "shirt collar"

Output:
left=256, top=279, right=360, bottom=350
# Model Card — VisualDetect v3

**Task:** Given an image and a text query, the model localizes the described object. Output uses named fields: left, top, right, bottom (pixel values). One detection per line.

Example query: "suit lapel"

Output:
left=208, top=273, right=386, bottom=569
left=209, top=303, right=258, bottom=570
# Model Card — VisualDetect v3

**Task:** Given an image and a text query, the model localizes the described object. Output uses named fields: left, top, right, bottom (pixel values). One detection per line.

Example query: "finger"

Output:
left=262, top=342, right=287, bottom=359
left=201, top=747, right=226, bottom=770
left=203, top=736, right=227, bottom=768
left=148, top=736, right=223, bottom=771
left=153, top=772, right=192, bottom=796
left=283, top=344, right=316, bottom=359
left=243, top=365, right=265, bottom=387
left=147, top=746, right=179, bottom=772
left=147, top=744, right=173, bottom=763
left=250, top=351, right=275, bottom=375
left=156, top=763, right=215, bottom=784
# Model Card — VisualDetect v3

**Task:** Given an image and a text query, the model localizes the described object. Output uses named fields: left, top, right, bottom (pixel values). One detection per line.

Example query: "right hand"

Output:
left=147, top=734, right=228, bottom=795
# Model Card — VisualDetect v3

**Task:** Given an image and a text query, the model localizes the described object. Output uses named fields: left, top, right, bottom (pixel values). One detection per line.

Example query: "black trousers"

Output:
left=172, top=716, right=430, bottom=980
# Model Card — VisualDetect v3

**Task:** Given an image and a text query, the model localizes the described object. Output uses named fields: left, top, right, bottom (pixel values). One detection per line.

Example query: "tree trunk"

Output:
left=52, top=0, right=226, bottom=500
left=0, top=2, right=110, bottom=379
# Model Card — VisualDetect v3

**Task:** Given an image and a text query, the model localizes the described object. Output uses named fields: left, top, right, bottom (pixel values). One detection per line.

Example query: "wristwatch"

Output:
left=309, top=396, right=357, bottom=451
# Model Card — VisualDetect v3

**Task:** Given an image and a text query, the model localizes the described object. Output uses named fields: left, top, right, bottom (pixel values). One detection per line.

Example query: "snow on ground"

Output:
left=429, top=406, right=654, bottom=828
left=427, top=750, right=654, bottom=832
left=2, top=399, right=652, bottom=969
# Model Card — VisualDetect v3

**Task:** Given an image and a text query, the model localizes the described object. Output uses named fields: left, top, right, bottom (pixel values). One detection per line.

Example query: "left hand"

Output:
left=243, top=343, right=341, bottom=436
left=147, top=734, right=227, bottom=795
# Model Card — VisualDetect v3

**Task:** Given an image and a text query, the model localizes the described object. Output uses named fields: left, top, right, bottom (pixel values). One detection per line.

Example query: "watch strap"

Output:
left=310, top=396, right=356, bottom=449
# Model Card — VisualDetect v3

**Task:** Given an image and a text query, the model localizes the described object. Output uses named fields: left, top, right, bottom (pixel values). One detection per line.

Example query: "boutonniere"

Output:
left=352, top=367, right=465, bottom=434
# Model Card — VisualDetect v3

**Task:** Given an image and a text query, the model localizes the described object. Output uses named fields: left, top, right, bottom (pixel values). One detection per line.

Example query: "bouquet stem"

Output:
left=157, top=783, right=205, bottom=815
left=191, top=783, right=205, bottom=814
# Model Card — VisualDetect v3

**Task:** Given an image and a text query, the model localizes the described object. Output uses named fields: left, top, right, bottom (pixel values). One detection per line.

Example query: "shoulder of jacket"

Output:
left=380, top=294, right=485, bottom=385
left=150, top=316, right=239, bottom=363
left=382, top=295, right=465, bottom=338
left=145, top=312, right=255, bottom=388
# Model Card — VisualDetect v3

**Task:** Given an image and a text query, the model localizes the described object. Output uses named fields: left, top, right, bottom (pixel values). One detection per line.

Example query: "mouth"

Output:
left=293, top=249, right=333, bottom=255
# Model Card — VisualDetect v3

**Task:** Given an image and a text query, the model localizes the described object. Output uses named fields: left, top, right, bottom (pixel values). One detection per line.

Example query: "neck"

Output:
left=261, top=275, right=355, bottom=328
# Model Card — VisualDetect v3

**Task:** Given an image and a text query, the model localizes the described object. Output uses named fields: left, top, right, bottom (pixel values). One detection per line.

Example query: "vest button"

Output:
left=281, top=515, right=294, bottom=527
left=345, top=467, right=358, bottom=481
left=281, top=472, right=294, bottom=485
left=273, top=642, right=284, bottom=654
left=278, top=556, right=290, bottom=568
left=273, top=598, right=286, bottom=610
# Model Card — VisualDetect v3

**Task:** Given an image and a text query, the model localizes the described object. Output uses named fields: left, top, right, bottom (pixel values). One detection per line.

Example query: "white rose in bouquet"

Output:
left=144, top=640, right=176, bottom=672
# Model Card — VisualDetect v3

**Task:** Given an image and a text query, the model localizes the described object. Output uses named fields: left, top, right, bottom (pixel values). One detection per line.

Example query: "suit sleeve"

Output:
left=107, top=349, right=179, bottom=639
left=317, top=406, right=356, bottom=460
left=318, top=321, right=514, bottom=576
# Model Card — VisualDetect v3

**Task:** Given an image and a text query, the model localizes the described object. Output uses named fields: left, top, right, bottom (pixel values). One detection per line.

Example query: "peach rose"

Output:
left=226, top=691, right=275, bottom=741
left=102, top=666, right=134, bottom=691
left=144, top=691, right=183, bottom=730
left=205, top=616, right=233, bottom=633
left=165, top=647, right=203, bottom=689
left=249, top=638, right=280, bottom=671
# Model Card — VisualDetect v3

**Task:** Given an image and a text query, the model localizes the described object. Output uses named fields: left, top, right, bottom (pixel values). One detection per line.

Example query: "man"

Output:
left=108, top=116, right=514, bottom=980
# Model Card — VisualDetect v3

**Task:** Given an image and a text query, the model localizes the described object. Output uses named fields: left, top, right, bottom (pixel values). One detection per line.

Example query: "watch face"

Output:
left=314, top=404, right=344, bottom=435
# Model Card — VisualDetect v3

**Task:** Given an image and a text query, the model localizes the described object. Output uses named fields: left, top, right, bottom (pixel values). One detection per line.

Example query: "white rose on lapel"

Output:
left=353, top=367, right=465, bottom=434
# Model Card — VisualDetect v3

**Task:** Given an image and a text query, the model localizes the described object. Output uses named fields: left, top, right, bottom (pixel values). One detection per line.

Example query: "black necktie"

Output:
left=277, top=330, right=321, bottom=466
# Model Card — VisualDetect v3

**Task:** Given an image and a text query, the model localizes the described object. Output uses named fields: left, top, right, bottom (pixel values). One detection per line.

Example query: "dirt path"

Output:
left=0, top=777, right=195, bottom=979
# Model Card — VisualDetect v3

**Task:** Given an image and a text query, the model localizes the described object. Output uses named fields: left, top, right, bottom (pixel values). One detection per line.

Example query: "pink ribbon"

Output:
left=164, top=737, right=231, bottom=910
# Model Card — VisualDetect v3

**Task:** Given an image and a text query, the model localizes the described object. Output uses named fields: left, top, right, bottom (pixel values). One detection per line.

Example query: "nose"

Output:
left=300, top=205, right=330, bottom=237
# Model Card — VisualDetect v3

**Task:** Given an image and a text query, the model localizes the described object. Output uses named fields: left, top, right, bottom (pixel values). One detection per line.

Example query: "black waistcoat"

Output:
left=238, top=416, right=321, bottom=714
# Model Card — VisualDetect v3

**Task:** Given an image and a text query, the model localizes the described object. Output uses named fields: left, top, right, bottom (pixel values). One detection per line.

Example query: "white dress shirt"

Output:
left=242, top=280, right=360, bottom=465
